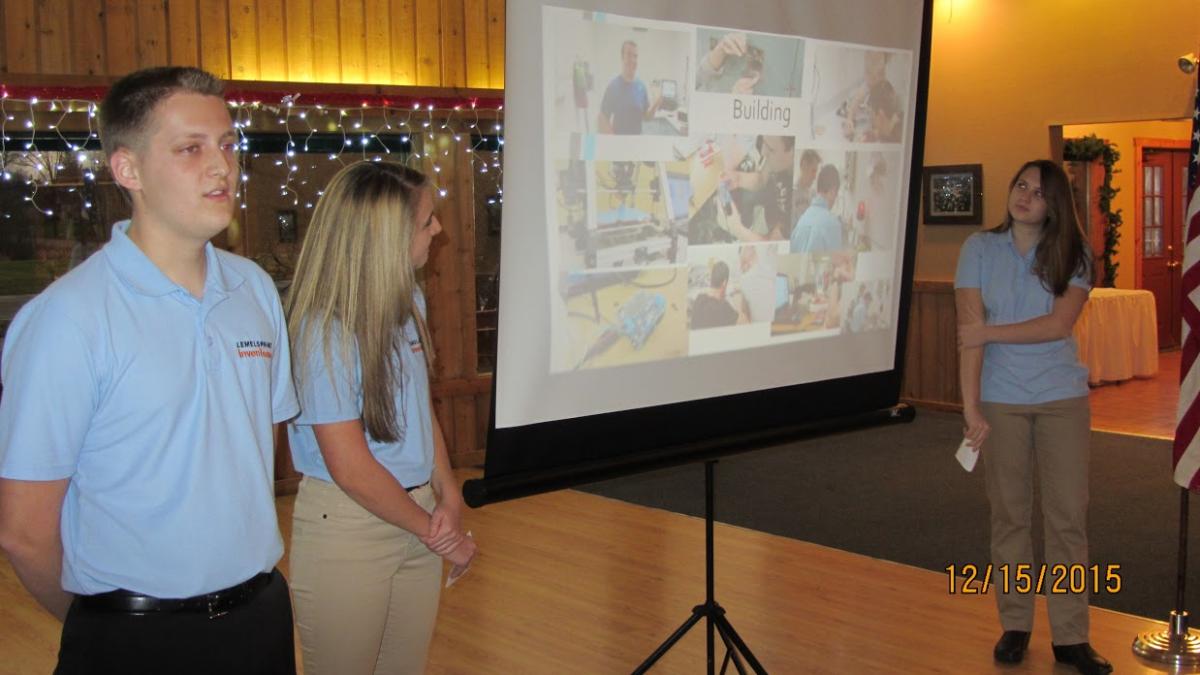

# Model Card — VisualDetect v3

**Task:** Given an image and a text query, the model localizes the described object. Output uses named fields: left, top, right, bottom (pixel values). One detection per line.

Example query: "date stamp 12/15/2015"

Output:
left=945, top=564, right=1122, bottom=595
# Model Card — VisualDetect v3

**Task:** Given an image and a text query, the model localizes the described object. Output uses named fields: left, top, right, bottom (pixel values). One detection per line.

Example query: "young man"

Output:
left=597, top=40, right=663, bottom=135
left=0, top=67, right=299, bottom=674
left=790, top=164, right=844, bottom=253
left=691, top=261, right=744, bottom=329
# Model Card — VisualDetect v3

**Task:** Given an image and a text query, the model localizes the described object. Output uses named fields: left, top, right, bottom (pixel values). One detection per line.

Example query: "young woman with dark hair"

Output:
left=955, top=159, right=1110, bottom=675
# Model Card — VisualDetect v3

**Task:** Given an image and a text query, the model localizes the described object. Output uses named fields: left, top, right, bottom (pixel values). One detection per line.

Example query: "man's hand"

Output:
left=732, top=71, right=760, bottom=94
left=0, top=478, right=72, bottom=620
left=709, top=32, right=748, bottom=70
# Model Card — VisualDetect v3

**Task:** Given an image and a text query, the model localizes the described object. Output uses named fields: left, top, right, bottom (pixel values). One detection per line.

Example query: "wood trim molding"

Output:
left=432, top=375, right=493, bottom=398
left=912, top=279, right=954, bottom=293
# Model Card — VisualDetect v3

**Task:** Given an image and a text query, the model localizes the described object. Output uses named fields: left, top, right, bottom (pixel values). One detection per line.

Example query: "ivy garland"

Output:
left=1063, top=134, right=1122, bottom=287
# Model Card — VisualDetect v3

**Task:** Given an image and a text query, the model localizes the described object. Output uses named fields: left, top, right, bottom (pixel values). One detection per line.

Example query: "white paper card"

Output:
left=955, top=438, right=980, bottom=472
left=445, top=531, right=474, bottom=589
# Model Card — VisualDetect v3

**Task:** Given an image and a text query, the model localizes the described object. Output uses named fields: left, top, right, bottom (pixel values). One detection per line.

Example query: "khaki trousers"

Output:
left=981, top=396, right=1091, bottom=645
left=290, top=476, right=442, bottom=675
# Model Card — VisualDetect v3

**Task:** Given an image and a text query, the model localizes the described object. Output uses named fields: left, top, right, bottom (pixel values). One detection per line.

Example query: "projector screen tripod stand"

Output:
left=632, top=459, right=767, bottom=675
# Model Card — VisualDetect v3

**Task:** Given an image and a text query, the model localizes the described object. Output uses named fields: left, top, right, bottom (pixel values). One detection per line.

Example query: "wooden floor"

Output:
left=1088, top=349, right=1180, bottom=439
left=0, top=469, right=1184, bottom=674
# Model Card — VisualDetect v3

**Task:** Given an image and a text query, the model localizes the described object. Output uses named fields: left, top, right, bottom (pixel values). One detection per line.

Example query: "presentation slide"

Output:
left=499, top=0, right=924, bottom=428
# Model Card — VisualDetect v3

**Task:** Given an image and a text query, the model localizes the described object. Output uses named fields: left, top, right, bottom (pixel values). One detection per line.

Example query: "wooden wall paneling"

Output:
left=197, top=0, right=232, bottom=78
left=917, top=284, right=941, bottom=405
left=284, top=0, right=314, bottom=82
left=485, top=0, right=503, bottom=88
left=4, top=0, right=37, bottom=74
left=453, top=395, right=477, bottom=458
left=0, top=0, right=8, bottom=74
left=310, top=0, right=340, bottom=83
left=229, top=0, right=261, bottom=80
left=473, top=385, right=490, bottom=464
left=899, top=281, right=961, bottom=410
left=388, top=0, right=416, bottom=85
left=135, top=0, right=169, bottom=68
left=414, top=0, right=441, bottom=86
left=103, top=0, right=138, bottom=75
left=427, top=136, right=465, bottom=379
left=337, top=0, right=366, bottom=83
left=462, top=0, right=488, bottom=88
left=455, top=139, right=478, bottom=376
left=364, top=0, right=392, bottom=84
left=72, top=0, right=106, bottom=74
left=35, top=0, right=70, bottom=74
left=273, top=423, right=300, bottom=494
left=434, top=394, right=455, bottom=453
left=902, top=291, right=921, bottom=401
left=439, top=0, right=465, bottom=87
left=256, top=0, right=288, bottom=81
left=936, top=287, right=959, bottom=404
left=166, top=0, right=200, bottom=68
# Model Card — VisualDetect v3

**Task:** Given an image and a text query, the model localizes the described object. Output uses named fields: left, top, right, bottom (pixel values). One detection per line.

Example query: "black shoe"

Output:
left=993, top=630, right=1031, bottom=663
left=1052, top=643, right=1113, bottom=675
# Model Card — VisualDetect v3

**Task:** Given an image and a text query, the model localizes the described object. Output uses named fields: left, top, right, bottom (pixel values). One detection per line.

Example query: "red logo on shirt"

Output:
left=236, top=340, right=274, bottom=359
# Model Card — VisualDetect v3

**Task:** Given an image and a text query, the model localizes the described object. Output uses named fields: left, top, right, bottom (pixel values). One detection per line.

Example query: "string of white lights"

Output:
left=0, top=94, right=504, bottom=225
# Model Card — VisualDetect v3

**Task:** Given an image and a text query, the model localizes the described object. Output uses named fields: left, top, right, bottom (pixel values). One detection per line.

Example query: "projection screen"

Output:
left=468, top=0, right=932, bottom=505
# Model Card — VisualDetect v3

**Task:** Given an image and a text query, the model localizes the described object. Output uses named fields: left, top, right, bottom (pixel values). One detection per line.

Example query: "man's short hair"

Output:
left=817, top=164, right=840, bottom=195
left=100, top=67, right=225, bottom=156
left=800, top=149, right=821, bottom=169
left=710, top=260, right=730, bottom=289
left=622, top=40, right=638, bottom=56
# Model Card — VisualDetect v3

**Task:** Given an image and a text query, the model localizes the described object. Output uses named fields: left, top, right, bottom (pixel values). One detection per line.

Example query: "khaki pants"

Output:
left=981, top=396, right=1091, bottom=645
left=290, top=476, right=443, bottom=675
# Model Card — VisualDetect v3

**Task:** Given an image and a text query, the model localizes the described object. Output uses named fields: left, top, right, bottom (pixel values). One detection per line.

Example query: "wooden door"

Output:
left=1139, top=147, right=1188, bottom=349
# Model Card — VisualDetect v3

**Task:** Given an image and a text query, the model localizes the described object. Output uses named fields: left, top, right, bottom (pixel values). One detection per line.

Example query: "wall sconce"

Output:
left=1179, top=52, right=1198, bottom=74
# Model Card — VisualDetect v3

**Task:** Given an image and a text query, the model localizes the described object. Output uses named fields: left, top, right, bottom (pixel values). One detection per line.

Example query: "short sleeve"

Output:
left=0, top=296, right=97, bottom=480
left=292, top=325, right=362, bottom=426
left=954, top=233, right=985, bottom=289
left=265, top=284, right=299, bottom=423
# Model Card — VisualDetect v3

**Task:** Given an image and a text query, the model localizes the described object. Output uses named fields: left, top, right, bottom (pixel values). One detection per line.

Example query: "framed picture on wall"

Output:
left=923, top=164, right=983, bottom=225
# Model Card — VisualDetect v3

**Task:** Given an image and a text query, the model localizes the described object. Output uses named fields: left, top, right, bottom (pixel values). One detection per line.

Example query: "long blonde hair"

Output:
left=286, top=161, right=435, bottom=443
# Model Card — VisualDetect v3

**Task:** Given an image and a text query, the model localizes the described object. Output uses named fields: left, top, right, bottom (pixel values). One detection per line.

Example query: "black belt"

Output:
left=76, top=569, right=276, bottom=619
left=406, top=481, right=430, bottom=492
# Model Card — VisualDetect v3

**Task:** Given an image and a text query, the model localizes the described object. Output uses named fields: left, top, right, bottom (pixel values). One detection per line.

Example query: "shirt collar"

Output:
left=102, top=220, right=245, bottom=297
left=1005, top=227, right=1037, bottom=263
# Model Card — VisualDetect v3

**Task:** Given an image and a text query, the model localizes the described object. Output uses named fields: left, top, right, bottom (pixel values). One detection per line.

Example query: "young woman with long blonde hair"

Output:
left=285, top=161, right=476, bottom=675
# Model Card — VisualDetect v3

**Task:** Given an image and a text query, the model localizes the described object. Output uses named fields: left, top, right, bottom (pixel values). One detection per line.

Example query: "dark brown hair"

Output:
left=99, top=67, right=224, bottom=155
left=993, top=159, right=1091, bottom=295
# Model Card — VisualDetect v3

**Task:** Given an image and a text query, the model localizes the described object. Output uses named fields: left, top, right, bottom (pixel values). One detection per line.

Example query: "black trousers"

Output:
left=54, top=569, right=296, bottom=675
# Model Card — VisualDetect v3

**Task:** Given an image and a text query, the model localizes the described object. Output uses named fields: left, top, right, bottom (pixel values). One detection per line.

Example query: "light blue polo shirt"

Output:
left=790, top=196, right=843, bottom=253
left=954, top=229, right=1090, bottom=405
left=288, top=290, right=434, bottom=489
left=0, top=220, right=299, bottom=598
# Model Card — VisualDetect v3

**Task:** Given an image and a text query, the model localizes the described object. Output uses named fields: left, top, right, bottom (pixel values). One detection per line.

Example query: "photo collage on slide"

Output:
left=543, top=6, right=911, bottom=372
